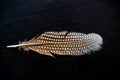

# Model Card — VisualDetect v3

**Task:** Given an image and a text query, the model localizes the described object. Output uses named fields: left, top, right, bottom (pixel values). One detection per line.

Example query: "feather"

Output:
left=7, top=31, right=103, bottom=57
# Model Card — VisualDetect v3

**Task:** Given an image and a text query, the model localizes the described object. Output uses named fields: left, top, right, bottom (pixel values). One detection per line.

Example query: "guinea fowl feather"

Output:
left=7, top=31, right=103, bottom=57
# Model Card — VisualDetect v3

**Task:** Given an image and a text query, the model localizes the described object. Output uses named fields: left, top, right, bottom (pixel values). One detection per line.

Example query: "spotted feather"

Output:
left=7, top=31, right=103, bottom=57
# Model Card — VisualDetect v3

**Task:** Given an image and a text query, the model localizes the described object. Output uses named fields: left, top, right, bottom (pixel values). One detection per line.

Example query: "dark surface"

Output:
left=0, top=0, right=120, bottom=80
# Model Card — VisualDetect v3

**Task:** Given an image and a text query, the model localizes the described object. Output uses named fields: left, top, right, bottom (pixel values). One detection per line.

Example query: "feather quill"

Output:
left=7, top=31, right=103, bottom=57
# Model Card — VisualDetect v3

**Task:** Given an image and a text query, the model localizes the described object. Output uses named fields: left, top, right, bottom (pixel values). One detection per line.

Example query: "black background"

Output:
left=0, top=0, right=120, bottom=80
